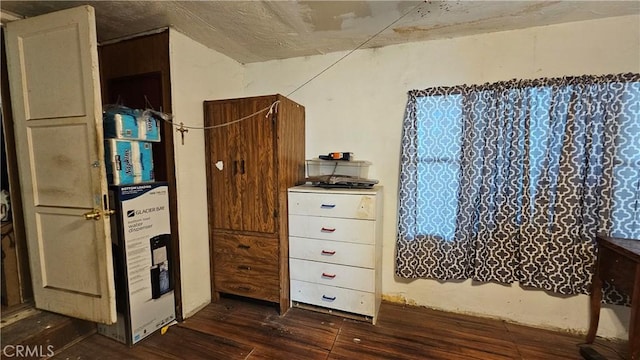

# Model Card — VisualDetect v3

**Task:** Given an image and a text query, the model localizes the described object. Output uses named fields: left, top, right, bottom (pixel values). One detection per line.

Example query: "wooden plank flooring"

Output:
left=52, top=296, right=628, bottom=360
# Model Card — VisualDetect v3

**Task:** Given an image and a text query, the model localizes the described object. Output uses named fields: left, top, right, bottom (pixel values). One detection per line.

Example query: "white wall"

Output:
left=168, top=28, right=244, bottom=317
left=241, top=15, right=640, bottom=339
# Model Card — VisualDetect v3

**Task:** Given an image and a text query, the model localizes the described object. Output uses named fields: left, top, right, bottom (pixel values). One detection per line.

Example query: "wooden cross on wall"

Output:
left=176, top=122, right=188, bottom=145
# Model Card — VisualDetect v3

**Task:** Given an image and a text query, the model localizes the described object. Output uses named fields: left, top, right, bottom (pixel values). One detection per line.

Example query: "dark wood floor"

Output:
left=52, top=296, right=627, bottom=360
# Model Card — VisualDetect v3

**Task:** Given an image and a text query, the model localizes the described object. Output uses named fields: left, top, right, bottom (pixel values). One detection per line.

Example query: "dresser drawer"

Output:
left=213, top=251, right=280, bottom=298
left=290, top=259, right=374, bottom=292
left=213, top=232, right=280, bottom=302
left=214, top=267, right=280, bottom=303
left=288, top=192, right=377, bottom=220
left=214, top=253, right=279, bottom=276
left=213, top=233, right=278, bottom=264
left=288, top=215, right=374, bottom=244
left=291, top=280, right=375, bottom=317
left=289, top=237, right=374, bottom=268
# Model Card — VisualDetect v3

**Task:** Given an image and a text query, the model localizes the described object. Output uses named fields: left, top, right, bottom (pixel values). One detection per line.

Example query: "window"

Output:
left=396, top=74, right=640, bottom=302
left=610, top=85, right=640, bottom=239
left=415, top=95, right=462, bottom=241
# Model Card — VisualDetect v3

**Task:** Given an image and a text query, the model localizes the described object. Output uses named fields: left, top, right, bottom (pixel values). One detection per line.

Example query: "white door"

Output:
left=5, top=6, right=116, bottom=324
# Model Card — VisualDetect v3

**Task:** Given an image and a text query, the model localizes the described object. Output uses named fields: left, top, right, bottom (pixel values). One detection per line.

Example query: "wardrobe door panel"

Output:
left=206, top=101, right=243, bottom=231
left=241, top=96, right=277, bottom=234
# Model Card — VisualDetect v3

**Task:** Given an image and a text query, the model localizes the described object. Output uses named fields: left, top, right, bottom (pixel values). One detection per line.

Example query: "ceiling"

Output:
left=1, top=1, right=638, bottom=64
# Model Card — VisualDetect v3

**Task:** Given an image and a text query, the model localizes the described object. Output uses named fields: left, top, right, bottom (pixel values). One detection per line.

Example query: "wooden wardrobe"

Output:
left=204, top=94, right=305, bottom=314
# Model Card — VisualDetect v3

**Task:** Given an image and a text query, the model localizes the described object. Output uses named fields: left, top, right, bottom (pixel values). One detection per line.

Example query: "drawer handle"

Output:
left=238, top=265, right=252, bottom=270
left=237, top=244, right=251, bottom=249
left=322, top=295, right=336, bottom=301
left=321, top=227, right=336, bottom=233
left=320, top=204, right=336, bottom=209
left=321, top=250, right=336, bottom=255
left=322, top=273, right=336, bottom=279
left=238, top=286, right=251, bottom=291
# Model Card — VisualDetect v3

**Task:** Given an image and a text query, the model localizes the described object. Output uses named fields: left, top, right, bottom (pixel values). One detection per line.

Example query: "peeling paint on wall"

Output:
left=382, top=293, right=420, bottom=306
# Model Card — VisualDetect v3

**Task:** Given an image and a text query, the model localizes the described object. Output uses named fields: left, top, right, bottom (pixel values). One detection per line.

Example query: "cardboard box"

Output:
left=98, top=182, right=175, bottom=345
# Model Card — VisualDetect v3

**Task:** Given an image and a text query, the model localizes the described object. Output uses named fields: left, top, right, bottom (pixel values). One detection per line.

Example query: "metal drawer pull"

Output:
left=237, top=244, right=251, bottom=249
left=322, top=295, right=336, bottom=301
left=238, top=265, right=252, bottom=270
left=321, top=250, right=336, bottom=255
left=321, top=227, right=336, bottom=232
left=322, top=273, right=336, bottom=279
left=320, top=204, right=336, bottom=209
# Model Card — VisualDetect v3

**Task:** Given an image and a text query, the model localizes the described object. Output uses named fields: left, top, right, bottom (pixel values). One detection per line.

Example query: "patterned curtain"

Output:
left=396, top=74, right=640, bottom=303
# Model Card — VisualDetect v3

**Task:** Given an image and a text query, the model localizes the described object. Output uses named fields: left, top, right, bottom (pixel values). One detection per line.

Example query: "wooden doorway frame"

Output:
left=0, top=27, right=33, bottom=311
left=98, top=30, right=182, bottom=321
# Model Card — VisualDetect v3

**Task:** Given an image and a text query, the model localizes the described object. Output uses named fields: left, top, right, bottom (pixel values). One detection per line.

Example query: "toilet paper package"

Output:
left=103, top=107, right=161, bottom=142
left=105, top=139, right=137, bottom=185
left=138, top=113, right=161, bottom=142
left=104, top=110, right=140, bottom=140
left=134, top=141, right=155, bottom=183
left=105, top=139, right=155, bottom=185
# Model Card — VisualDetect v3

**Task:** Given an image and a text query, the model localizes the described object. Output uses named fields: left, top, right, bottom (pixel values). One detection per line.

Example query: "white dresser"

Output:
left=287, top=185, right=383, bottom=323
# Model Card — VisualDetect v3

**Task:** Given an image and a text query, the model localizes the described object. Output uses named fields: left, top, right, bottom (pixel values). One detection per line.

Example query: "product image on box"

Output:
left=150, top=234, right=172, bottom=299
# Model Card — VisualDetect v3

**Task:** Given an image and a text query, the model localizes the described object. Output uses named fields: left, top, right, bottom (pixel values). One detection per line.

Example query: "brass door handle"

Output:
left=83, top=209, right=116, bottom=221
left=83, top=209, right=101, bottom=220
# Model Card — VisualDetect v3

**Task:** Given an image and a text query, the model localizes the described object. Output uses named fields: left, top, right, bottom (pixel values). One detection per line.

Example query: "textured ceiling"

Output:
left=1, top=1, right=639, bottom=64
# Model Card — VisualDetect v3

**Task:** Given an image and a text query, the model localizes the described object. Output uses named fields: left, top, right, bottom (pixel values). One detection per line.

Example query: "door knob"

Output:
left=83, top=209, right=115, bottom=220
left=83, top=209, right=101, bottom=220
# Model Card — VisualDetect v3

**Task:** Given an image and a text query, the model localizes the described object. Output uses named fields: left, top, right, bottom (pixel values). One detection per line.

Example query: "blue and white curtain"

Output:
left=396, top=74, right=640, bottom=304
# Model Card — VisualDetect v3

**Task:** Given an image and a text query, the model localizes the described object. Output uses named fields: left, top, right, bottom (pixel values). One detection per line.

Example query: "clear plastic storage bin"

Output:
left=306, top=159, right=371, bottom=178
